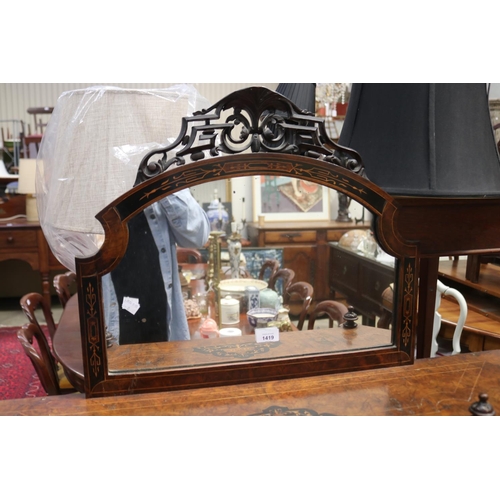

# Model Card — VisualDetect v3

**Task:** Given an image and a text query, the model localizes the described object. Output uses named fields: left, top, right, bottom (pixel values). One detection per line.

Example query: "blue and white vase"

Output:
left=207, top=199, right=229, bottom=233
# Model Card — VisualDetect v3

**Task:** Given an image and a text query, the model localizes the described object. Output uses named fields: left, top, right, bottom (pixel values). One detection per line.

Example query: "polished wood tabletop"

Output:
left=2, top=348, right=499, bottom=415
left=53, top=281, right=390, bottom=394
left=52, top=291, right=255, bottom=392
left=50, top=262, right=219, bottom=387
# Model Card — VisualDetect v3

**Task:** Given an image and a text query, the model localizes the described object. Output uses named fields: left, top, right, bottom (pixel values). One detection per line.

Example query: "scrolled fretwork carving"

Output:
left=135, top=87, right=364, bottom=185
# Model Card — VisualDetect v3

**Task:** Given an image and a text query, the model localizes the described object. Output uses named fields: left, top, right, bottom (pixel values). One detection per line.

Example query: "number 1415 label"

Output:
left=255, top=326, right=280, bottom=343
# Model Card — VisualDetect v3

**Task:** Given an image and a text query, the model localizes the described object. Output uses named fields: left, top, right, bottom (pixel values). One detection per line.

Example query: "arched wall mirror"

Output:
left=75, top=87, right=420, bottom=397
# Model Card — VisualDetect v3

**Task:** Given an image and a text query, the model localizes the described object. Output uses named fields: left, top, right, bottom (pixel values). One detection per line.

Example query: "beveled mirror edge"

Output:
left=76, top=154, right=419, bottom=398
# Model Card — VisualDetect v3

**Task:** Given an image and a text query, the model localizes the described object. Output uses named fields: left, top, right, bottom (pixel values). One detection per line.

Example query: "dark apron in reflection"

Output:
left=111, top=211, right=168, bottom=344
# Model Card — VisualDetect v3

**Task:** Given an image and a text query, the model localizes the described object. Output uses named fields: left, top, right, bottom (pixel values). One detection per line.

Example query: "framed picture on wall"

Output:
left=252, top=175, right=330, bottom=222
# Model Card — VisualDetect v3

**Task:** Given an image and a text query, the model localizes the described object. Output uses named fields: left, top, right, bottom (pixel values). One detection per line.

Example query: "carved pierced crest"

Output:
left=135, top=86, right=364, bottom=185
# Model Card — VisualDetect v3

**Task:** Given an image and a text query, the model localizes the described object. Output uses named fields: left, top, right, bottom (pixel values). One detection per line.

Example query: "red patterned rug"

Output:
left=0, top=325, right=47, bottom=400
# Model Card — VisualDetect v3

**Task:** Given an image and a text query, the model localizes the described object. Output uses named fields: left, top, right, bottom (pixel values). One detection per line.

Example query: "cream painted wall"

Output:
left=0, top=83, right=278, bottom=135
left=0, top=83, right=280, bottom=298
left=1, top=82, right=498, bottom=298
left=490, top=83, right=500, bottom=99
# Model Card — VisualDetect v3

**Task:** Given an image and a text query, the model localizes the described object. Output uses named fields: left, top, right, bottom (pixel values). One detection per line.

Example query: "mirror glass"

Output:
left=101, top=176, right=396, bottom=375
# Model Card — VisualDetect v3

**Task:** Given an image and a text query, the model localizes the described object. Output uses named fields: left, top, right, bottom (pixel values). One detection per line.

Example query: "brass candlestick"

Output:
left=207, top=231, right=224, bottom=325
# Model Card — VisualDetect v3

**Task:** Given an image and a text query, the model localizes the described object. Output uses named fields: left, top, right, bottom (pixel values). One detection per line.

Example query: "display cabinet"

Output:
left=247, top=220, right=369, bottom=309
left=329, top=242, right=395, bottom=325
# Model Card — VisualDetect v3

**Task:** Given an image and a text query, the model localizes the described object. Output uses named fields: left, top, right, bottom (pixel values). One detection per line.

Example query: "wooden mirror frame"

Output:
left=75, top=87, right=423, bottom=397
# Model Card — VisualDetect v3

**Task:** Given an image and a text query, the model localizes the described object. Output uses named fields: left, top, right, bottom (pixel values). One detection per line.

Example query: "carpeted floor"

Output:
left=0, top=325, right=47, bottom=400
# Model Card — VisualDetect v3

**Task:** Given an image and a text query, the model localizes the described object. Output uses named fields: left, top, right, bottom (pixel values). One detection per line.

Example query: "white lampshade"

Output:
left=17, top=159, right=39, bottom=221
left=18, top=159, right=37, bottom=194
left=36, top=85, right=210, bottom=271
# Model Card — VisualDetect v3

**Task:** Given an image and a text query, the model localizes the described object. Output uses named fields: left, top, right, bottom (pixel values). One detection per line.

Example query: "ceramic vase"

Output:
left=227, top=230, right=242, bottom=279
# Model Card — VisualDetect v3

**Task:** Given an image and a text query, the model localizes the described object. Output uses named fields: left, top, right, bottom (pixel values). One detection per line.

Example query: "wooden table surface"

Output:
left=51, top=290, right=251, bottom=392
left=54, top=290, right=390, bottom=391
left=1, top=348, right=499, bottom=416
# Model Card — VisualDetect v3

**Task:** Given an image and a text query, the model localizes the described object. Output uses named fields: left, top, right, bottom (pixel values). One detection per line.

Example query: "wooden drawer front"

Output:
left=327, top=229, right=349, bottom=242
left=0, top=230, right=37, bottom=249
left=283, top=246, right=316, bottom=284
left=482, top=336, right=500, bottom=351
left=264, top=230, right=317, bottom=244
left=330, top=250, right=359, bottom=296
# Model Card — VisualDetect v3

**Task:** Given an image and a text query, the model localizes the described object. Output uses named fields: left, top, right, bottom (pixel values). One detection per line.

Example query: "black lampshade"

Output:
left=276, top=83, right=316, bottom=114
left=338, top=84, right=500, bottom=196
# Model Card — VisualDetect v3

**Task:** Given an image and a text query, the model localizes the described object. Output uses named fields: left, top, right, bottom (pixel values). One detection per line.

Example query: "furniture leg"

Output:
left=465, top=254, right=481, bottom=283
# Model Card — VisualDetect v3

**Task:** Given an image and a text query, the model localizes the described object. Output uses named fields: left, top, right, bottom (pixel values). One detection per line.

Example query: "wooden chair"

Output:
left=268, top=268, right=295, bottom=294
left=176, top=247, right=203, bottom=263
left=27, top=106, right=53, bottom=134
left=432, top=280, right=467, bottom=357
left=17, top=323, right=75, bottom=396
left=377, top=281, right=467, bottom=356
left=19, top=292, right=76, bottom=392
left=53, top=271, right=76, bottom=309
left=284, top=281, right=314, bottom=330
left=258, top=258, right=280, bottom=283
left=20, top=292, right=56, bottom=344
left=308, top=300, right=349, bottom=329
left=22, top=134, right=43, bottom=158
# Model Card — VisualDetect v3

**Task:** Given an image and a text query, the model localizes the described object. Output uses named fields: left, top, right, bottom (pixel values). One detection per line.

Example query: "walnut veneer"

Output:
left=1, top=349, right=498, bottom=415
left=71, top=87, right=500, bottom=397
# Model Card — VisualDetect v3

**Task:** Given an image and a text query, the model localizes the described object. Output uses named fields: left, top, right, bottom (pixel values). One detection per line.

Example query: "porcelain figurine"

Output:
left=227, top=222, right=242, bottom=279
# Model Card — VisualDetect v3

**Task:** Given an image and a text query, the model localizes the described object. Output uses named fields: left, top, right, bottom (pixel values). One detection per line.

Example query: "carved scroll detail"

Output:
left=135, top=87, right=365, bottom=185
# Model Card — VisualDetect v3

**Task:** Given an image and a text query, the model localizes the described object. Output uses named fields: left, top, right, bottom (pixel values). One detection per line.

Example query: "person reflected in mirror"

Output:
left=103, top=188, right=210, bottom=345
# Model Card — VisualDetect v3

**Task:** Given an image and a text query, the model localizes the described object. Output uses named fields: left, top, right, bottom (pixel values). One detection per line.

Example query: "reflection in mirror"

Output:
left=102, top=177, right=396, bottom=375
left=102, top=185, right=211, bottom=347
left=74, top=87, right=419, bottom=398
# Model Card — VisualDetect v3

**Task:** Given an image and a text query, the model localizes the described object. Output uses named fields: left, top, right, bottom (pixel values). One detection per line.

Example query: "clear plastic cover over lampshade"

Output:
left=36, top=84, right=209, bottom=272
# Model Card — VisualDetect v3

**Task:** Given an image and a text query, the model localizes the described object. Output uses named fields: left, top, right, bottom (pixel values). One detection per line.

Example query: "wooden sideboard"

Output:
left=247, top=220, right=370, bottom=311
left=329, top=242, right=395, bottom=325
left=0, top=219, right=67, bottom=302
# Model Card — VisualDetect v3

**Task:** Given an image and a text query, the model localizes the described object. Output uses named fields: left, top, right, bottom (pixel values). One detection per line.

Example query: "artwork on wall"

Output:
left=252, top=175, right=329, bottom=222
left=242, top=247, right=283, bottom=279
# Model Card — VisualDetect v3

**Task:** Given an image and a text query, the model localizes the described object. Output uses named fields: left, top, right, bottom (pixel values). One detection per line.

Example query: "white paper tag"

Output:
left=255, top=326, right=279, bottom=343
left=122, top=296, right=140, bottom=315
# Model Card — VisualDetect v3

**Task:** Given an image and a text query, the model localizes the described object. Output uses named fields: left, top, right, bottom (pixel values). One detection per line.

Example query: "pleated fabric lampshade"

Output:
left=36, top=84, right=209, bottom=271
left=276, top=83, right=317, bottom=114
left=338, top=83, right=500, bottom=197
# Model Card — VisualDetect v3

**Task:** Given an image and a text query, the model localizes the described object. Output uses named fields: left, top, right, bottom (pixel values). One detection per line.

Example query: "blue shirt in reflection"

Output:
left=102, top=188, right=210, bottom=344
